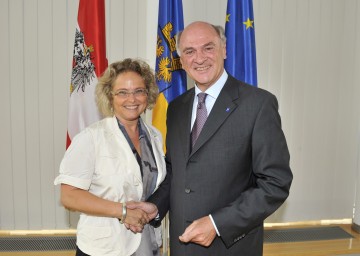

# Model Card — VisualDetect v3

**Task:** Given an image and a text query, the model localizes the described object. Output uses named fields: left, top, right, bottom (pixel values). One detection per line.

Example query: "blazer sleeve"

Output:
left=212, top=93, right=293, bottom=248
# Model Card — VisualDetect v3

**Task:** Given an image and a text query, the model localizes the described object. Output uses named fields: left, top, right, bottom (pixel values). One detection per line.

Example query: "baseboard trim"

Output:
left=352, top=221, right=360, bottom=233
left=0, top=229, right=76, bottom=236
left=265, top=218, right=352, bottom=228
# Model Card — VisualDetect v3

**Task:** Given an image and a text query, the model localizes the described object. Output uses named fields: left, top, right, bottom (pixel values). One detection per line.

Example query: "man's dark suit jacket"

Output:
left=149, top=75, right=293, bottom=256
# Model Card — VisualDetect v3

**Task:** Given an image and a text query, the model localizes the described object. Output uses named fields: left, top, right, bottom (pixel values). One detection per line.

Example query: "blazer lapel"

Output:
left=105, top=117, right=142, bottom=183
left=143, top=123, right=166, bottom=189
left=190, top=79, right=240, bottom=157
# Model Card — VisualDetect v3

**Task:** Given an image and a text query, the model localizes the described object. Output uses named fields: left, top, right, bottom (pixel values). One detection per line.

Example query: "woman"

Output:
left=54, top=58, right=166, bottom=256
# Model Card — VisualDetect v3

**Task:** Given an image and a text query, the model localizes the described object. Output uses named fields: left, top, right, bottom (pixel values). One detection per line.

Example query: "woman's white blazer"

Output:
left=54, top=116, right=166, bottom=256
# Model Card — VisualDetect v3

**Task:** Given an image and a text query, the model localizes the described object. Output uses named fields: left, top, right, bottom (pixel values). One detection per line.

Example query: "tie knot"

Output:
left=197, top=93, right=207, bottom=103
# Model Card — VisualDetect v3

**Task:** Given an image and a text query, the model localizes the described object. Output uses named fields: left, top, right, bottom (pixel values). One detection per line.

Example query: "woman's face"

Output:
left=111, top=71, right=148, bottom=125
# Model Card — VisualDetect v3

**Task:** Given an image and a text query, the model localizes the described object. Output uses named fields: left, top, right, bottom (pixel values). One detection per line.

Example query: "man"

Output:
left=146, top=21, right=293, bottom=255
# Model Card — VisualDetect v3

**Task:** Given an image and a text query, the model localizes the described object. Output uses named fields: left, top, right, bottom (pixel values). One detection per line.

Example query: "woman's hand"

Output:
left=123, top=201, right=159, bottom=233
left=123, top=207, right=150, bottom=233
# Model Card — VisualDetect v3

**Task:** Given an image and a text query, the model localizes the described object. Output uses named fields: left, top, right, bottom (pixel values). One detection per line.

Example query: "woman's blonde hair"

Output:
left=96, top=58, right=159, bottom=117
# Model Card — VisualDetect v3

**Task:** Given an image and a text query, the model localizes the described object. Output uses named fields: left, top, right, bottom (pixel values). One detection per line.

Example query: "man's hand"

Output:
left=126, top=201, right=158, bottom=220
left=124, top=201, right=159, bottom=233
left=179, top=216, right=217, bottom=247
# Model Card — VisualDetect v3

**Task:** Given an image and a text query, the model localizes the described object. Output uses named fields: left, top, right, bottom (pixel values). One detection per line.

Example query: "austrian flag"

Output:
left=66, top=0, right=108, bottom=148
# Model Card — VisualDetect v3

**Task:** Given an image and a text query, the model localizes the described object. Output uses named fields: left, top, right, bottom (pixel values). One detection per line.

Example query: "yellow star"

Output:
left=226, top=14, right=230, bottom=23
left=243, top=18, right=254, bottom=29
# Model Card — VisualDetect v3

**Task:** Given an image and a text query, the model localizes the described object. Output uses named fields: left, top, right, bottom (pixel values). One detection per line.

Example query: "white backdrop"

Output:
left=0, top=0, right=359, bottom=229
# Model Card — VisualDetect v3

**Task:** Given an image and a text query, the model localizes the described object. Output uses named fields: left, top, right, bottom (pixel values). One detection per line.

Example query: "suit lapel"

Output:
left=176, top=90, right=195, bottom=159
left=190, top=78, right=240, bottom=157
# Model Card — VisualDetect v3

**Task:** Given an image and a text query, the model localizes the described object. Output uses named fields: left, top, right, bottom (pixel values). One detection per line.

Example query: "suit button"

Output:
left=185, top=188, right=191, bottom=193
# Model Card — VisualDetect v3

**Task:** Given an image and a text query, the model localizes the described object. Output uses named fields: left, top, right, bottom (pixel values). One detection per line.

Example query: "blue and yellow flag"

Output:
left=152, top=0, right=187, bottom=150
left=224, top=0, right=258, bottom=86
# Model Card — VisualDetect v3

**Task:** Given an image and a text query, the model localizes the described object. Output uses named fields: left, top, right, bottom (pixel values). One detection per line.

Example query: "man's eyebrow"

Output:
left=182, top=42, right=216, bottom=52
left=203, top=42, right=217, bottom=48
left=182, top=46, right=195, bottom=52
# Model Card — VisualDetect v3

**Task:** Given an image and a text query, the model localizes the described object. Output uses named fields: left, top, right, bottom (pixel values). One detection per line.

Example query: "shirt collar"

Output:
left=116, top=117, right=145, bottom=139
left=194, top=70, right=228, bottom=100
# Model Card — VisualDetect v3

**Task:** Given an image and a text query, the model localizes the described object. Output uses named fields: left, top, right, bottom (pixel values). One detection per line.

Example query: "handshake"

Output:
left=120, top=201, right=158, bottom=233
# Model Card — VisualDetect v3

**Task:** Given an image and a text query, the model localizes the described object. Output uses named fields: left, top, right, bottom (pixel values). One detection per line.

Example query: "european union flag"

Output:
left=224, top=0, right=258, bottom=86
left=152, top=0, right=187, bottom=149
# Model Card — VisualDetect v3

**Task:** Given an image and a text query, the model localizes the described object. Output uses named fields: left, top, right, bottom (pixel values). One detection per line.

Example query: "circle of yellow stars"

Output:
left=226, top=14, right=254, bottom=30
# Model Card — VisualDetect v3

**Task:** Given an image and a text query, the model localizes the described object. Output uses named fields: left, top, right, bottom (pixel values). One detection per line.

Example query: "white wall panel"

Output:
left=137, top=1, right=149, bottom=60
left=352, top=0, right=360, bottom=227
left=9, top=0, right=28, bottom=229
left=37, top=0, right=55, bottom=229
left=107, top=0, right=125, bottom=62
left=0, top=0, right=15, bottom=229
left=53, top=0, right=72, bottom=229
left=145, top=0, right=158, bottom=66
left=123, top=1, right=140, bottom=58
left=24, top=0, right=42, bottom=229
left=0, top=0, right=360, bottom=229
left=332, top=0, right=360, bottom=218
left=262, top=0, right=360, bottom=222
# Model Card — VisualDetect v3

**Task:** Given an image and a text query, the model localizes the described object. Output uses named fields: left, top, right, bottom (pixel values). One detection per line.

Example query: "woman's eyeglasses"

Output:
left=112, top=88, right=148, bottom=98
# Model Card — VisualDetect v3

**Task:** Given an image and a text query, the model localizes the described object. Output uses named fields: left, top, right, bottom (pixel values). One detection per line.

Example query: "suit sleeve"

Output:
left=147, top=154, right=171, bottom=227
left=146, top=104, right=175, bottom=227
left=211, top=93, right=293, bottom=248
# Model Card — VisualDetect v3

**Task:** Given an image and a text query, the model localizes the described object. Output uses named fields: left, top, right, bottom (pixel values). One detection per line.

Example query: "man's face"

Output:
left=178, top=22, right=226, bottom=91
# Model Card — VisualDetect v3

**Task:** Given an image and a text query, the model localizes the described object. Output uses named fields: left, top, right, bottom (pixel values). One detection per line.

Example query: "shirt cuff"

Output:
left=54, top=174, right=91, bottom=190
left=209, top=214, right=220, bottom=236
left=155, top=213, right=160, bottom=221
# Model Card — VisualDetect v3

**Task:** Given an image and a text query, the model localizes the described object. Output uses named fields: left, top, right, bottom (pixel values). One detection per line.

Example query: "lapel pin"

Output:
left=226, top=107, right=230, bottom=112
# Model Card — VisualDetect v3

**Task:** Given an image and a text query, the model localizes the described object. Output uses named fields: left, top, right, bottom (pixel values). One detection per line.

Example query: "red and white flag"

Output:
left=66, top=0, right=108, bottom=148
